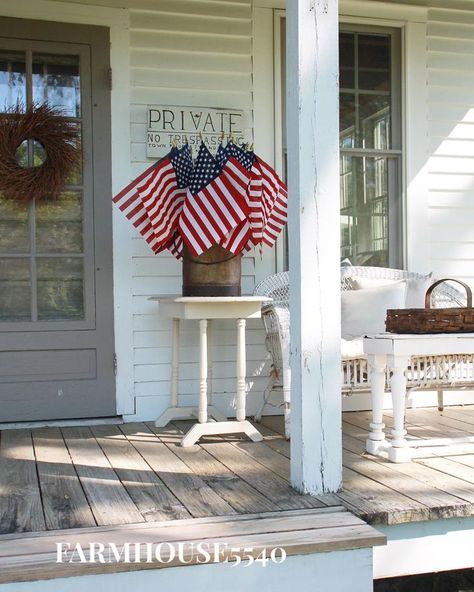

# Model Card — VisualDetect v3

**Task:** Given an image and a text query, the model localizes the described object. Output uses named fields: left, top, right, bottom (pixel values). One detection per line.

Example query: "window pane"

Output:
left=32, top=53, right=81, bottom=117
left=359, top=95, right=391, bottom=149
left=37, top=257, right=84, bottom=321
left=0, top=258, right=31, bottom=321
left=0, top=51, right=26, bottom=111
left=36, top=192, right=83, bottom=253
left=340, top=93, right=356, bottom=148
left=0, top=195, right=30, bottom=253
left=339, top=33, right=355, bottom=89
left=358, top=34, right=390, bottom=70
left=340, top=155, right=390, bottom=267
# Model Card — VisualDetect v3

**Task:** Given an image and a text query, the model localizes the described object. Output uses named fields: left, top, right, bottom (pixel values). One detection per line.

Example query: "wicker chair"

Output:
left=254, top=266, right=474, bottom=438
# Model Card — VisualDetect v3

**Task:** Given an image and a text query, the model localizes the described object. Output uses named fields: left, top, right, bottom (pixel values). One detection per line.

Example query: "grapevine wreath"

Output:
left=0, top=104, right=81, bottom=202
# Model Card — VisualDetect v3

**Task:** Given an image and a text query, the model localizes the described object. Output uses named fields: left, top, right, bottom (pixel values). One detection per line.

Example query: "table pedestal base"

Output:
left=365, top=438, right=390, bottom=456
left=155, top=405, right=227, bottom=428
left=181, top=419, right=264, bottom=447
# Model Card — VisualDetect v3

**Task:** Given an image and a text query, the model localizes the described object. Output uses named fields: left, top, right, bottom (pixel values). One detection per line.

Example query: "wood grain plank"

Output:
left=337, top=466, right=430, bottom=525
left=200, top=440, right=325, bottom=510
left=343, top=449, right=472, bottom=520
left=32, top=428, right=95, bottom=530
left=91, top=425, right=190, bottom=522
left=439, top=407, right=474, bottom=426
left=156, top=422, right=281, bottom=514
left=407, top=408, right=474, bottom=435
left=61, top=427, right=144, bottom=526
left=119, top=423, right=236, bottom=518
left=0, top=430, right=45, bottom=534
left=259, top=415, right=286, bottom=435
left=250, top=420, right=291, bottom=457
left=0, top=509, right=385, bottom=584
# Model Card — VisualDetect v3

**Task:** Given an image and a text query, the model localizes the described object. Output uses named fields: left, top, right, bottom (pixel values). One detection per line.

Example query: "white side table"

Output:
left=363, top=333, right=474, bottom=463
left=150, top=296, right=267, bottom=447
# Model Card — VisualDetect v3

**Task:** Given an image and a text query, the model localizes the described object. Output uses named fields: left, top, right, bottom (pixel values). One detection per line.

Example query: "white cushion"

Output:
left=341, top=281, right=407, bottom=339
left=354, top=273, right=432, bottom=308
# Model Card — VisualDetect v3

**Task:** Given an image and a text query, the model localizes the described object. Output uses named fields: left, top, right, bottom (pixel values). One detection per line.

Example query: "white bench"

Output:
left=254, top=266, right=474, bottom=438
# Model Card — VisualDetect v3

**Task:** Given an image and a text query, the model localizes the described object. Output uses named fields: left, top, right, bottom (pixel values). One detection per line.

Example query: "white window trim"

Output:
left=0, top=0, right=135, bottom=415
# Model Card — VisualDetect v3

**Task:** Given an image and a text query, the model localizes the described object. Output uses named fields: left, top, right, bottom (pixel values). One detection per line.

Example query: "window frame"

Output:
left=339, top=23, right=403, bottom=268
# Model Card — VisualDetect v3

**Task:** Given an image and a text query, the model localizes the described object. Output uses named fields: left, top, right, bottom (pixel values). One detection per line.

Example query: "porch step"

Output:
left=0, top=507, right=385, bottom=584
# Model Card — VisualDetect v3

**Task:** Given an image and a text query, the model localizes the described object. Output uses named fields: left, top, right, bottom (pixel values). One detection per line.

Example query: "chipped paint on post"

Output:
left=286, top=0, right=342, bottom=494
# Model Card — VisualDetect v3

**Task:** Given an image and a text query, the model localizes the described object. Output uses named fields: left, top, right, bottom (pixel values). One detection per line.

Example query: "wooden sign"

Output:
left=146, top=105, right=252, bottom=157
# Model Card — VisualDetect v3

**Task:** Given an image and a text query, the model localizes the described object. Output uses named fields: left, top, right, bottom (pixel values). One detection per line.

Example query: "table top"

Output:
left=149, top=296, right=268, bottom=303
left=150, top=295, right=268, bottom=320
left=363, top=332, right=474, bottom=356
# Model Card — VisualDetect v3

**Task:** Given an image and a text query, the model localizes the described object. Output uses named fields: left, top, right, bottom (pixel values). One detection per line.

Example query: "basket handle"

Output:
left=425, top=278, right=472, bottom=309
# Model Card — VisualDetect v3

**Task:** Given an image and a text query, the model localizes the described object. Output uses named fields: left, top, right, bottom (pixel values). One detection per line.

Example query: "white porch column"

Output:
left=287, top=0, right=342, bottom=494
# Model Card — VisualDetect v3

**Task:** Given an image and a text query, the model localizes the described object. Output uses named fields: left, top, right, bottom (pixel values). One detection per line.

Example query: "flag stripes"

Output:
left=112, top=144, right=287, bottom=259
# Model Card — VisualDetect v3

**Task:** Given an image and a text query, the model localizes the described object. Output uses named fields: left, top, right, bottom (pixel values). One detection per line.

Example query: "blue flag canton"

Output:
left=215, top=143, right=228, bottom=170
left=170, top=144, right=193, bottom=189
left=226, top=142, right=255, bottom=171
left=190, top=143, right=220, bottom=194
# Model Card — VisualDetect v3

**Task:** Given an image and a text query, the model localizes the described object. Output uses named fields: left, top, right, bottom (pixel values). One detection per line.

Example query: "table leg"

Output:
left=205, top=319, right=227, bottom=422
left=171, top=318, right=180, bottom=407
left=366, top=353, right=389, bottom=455
left=156, top=318, right=197, bottom=427
left=236, top=318, right=246, bottom=422
left=388, top=354, right=412, bottom=463
left=180, top=316, right=262, bottom=447
left=199, top=319, right=208, bottom=424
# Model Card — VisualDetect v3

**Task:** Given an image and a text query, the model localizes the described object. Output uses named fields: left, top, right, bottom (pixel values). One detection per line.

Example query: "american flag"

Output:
left=258, top=157, right=288, bottom=248
left=112, top=160, right=164, bottom=252
left=219, top=142, right=255, bottom=253
left=178, top=143, right=251, bottom=256
left=137, top=145, right=193, bottom=253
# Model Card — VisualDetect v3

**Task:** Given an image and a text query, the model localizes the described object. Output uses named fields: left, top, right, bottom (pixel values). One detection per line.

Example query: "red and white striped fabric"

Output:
left=257, top=157, right=288, bottom=249
left=247, top=159, right=265, bottom=246
left=136, top=158, right=187, bottom=253
left=179, top=157, right=252, bottom=256
left=112, top=161, right=163, bottom=252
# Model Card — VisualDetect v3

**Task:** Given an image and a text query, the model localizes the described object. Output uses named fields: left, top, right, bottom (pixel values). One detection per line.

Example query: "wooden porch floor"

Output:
left=3, top=407, right=474, bottom=534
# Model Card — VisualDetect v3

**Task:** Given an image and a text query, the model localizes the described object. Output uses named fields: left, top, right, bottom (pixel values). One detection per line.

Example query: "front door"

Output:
left=0, top=18, right=115, bottom=421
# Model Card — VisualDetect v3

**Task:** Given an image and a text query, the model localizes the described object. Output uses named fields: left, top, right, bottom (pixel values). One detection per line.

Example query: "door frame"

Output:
left=0, top=1, right=134, bottom=415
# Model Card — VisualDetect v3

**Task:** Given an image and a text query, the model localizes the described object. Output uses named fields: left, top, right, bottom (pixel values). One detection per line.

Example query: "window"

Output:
left=339, top=27, right=402, bottom=267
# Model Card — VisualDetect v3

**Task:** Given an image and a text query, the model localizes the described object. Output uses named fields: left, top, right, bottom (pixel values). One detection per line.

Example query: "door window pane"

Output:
left=0, top=51, right=26, bottom=111
left=0, top=258, right=31, bottom=320
left=37, top=257, right=84, bottom=321
left=0, top=195, right=30, bottom=253
left=32, top=53, right=81, bottom=117
left=36, top=192, right=83, bottom=253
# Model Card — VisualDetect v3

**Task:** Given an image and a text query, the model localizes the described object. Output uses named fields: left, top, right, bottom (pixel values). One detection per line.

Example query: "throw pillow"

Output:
left=354, top=273, right=432, bottom=308
left=341, top=281, right=407, bottom=339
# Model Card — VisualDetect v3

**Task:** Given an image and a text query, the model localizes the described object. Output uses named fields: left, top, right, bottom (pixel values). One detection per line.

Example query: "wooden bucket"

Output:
left=182, top=244, right=241, bottom=296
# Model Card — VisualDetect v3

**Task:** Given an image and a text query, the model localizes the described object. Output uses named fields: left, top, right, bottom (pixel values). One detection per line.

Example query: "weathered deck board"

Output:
left=61, top=427, right=144, bottom=526
left=0, top=430, right=45, bottom=534
left=200, top=439, right=326, bottom=511
left=343, top=449, right=473, bottom=520
left=91, top=424, right=190, bottom=522
left=1, top=407, right=474, bottom=535
left=119, top=423, right=237, bottom=518
left=0, top=508, right=385, bottom=585
left=32, top=428, right=96, bottom=530
left=157, top=422, right=281, bottom=514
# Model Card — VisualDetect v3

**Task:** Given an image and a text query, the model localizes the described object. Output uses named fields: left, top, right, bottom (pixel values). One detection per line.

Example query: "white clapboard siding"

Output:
left=125, top=0, right=268, bottom=415
left=427, top=4, right=474, bottom=288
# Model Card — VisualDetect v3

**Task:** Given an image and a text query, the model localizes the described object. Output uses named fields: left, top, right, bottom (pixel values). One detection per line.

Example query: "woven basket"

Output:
left=386, top=278, right=474, bottom=334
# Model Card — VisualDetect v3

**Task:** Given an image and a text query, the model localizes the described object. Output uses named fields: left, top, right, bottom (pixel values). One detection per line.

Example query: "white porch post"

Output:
left=287, top=0, right=342, bottom=494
